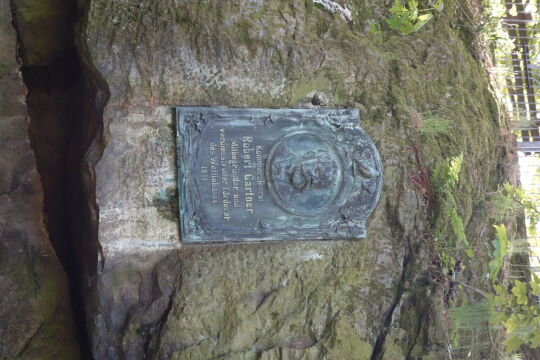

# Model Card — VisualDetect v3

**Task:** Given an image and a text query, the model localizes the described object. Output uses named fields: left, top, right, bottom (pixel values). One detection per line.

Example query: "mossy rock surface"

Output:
left=0, top=0, right=515, bottom=358
left=78, top=0, right=512, bottom=359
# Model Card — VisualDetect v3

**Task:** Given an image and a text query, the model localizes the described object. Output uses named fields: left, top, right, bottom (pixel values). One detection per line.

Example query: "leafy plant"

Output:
left=448, top=216, right=539, bottom=355
left=431, top=153, right=462, bottom=196
left=367, top=19, right=384, bottom=45
left=476, top=0, right=516, bottom=52
left=386, top=0, right=443, bottom=35
left=439, top=251, right=456, bottom=274
left=450, top=301, right=494, bottom=355
left=491, top=276, right=540, bottom=352
left=489, top=183, right=540, bottom=231
left=437, top=177, right=539, bottom=355
left=487, top=224, right=509, bottom=283
left=449, top=275, right=540, bottom=355
left=446, top=199, right=473, bottom=257
left=431, top=154, right=474, bottom=258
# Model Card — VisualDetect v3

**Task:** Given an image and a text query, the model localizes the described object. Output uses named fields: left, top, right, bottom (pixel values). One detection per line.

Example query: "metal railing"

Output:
left=490, top=0, right=540, bottom=277
left=491, top=0, right=540, bottom=151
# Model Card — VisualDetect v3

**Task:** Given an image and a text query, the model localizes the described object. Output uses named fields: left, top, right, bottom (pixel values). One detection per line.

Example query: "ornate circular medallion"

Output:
left=265, top=131, right=344, bottom=216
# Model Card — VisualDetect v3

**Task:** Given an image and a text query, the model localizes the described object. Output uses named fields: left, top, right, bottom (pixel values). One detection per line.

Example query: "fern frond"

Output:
left=443, top=194, right=472, bottom=257
left=431, top=154, right=463, bottom=196
left=420, top=113, right=453, bottom=136
left=448, top=153, right=463, bottom=188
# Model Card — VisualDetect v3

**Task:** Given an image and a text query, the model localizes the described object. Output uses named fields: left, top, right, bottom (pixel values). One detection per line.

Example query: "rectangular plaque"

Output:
left=176, top=107, right=382, bottom=243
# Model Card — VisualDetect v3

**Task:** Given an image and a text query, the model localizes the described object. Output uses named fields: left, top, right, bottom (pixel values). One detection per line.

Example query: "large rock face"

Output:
left=0, top=2, right=80, bottom=359
left=78, top=0, right=506, bottom=359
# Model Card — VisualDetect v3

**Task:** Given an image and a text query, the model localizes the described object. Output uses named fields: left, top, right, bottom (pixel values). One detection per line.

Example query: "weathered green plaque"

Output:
left=176, top=107, right=382, bottom=243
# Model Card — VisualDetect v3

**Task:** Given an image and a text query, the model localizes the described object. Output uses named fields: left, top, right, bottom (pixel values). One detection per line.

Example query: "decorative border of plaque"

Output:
left=176, top=107, right=383, bottom=243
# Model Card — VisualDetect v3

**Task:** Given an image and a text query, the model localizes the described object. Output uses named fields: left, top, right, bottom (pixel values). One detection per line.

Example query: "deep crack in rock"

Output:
left=9, top=0, right=110, bottom=357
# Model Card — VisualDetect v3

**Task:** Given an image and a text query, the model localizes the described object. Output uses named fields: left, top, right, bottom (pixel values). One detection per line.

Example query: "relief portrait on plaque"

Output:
left=266, top=131, right=344, bottom=217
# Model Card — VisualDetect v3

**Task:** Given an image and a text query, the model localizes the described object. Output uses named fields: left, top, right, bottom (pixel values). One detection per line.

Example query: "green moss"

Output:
left=16, top=0, right=60, bottom=21
left=153, top=186, right=179, bottom=222
left=327, top=319, right=372, bottom=360
left=289, top=75, right=331, bottom=105
left=382, top=343, right=406, bottom=360
left=409, top=343, right=424, bottom=358
left=79, top=0, right=511, bottom=358
left=235, top=19, right=252, bottom=43
left=314, top=16, right=331, bottom=38
left=13, top=0, right=73, bottom=66
left=0, top=63, right=9, bottom=78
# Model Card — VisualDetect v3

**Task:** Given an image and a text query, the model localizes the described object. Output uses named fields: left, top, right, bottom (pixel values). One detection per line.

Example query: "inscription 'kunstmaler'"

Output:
left=177, top=107, right=383, bottom=243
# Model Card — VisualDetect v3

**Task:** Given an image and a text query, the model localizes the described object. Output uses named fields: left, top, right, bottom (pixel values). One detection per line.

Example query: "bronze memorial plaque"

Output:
left=176, top=107, right=382, bottom=243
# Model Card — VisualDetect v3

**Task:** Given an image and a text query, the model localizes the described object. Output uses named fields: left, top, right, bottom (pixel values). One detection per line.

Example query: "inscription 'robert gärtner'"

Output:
left=200, top=130, right=266, bottom=220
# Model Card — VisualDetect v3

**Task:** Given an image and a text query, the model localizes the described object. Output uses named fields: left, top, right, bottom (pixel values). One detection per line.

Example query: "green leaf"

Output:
left=399, top=21, right=416, bottom=35
left=494, top=284, right=506, bottom=296
left=390, top=0, right=406, bottom=14
left=492, top=238, right=501, bottom=252
left=504, top=314, right=522, bottom=333
left=386, top=16, right=406, bottom=30
left=532, top=274, right=540, bottom=296
left=413, top=13, right=433, bottom=32
left=448, top=154, right=463, bottom=188
left=368, top=20, right=380, bottom=34
left=445, top=203, right=470, bottom=252
left=531, top=329, right=540, bottom=348
left=487, top=257, right=501, bottom=281
left=494, top=224, right=508, bottom=256
left=434, top=0, right=444, bottom=12
left=512, top=280, right=528, bottom=305
left=407, top=0, right=418, bottom=20
left=488, top=224, right=508, bottom=281
left=505, top=335, right=525, bottom=352
left=417, top=14, right=432, bottom=22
